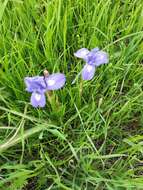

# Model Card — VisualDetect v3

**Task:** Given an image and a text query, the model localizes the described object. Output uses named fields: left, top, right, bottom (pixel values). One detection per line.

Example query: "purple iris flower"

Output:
left=24, top=73, right=66, bottom=108
left=74, top=47, right=109, bottom=80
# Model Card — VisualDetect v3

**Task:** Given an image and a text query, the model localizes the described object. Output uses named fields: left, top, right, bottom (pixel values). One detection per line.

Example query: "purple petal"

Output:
left=93, top=51, right=109, bottom=66
left=91, top=47, right=100, bottom=53
left=81, top=64, right=96, bottom=80
left=30, top=92, right=46, bottom=108
left=45, top=73, right=66, bottom=90
left=24, top=76, right=46, bottom=93
left=74, top=48, right=90, bottom=59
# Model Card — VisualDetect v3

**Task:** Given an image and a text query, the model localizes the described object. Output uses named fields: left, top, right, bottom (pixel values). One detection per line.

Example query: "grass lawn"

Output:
left=0, top=0, right=143, bottom=189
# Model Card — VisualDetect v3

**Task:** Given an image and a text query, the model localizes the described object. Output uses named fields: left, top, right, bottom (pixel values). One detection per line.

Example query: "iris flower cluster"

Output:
left=24, top=47, right=109, bottom=108
left=25, top=73, right=65, bottom=108
left=74, top=47, right=109, bottom=80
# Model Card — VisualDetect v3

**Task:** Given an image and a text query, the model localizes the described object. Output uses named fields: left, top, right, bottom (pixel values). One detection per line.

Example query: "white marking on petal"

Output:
left=35, top=93, right=41, bottom=101
left=47, top=79, right=55, bottom=86
left=74, top=48, right=89, bottom=58
left=99, top=54, right=104, bottom=59
left=86, top=64, right=93, bottom=72
left=78, top=49, right=89, bottom=57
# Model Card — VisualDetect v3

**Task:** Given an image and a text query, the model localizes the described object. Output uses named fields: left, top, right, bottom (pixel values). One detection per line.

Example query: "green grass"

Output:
left=0, top=0, right=143, bottom=189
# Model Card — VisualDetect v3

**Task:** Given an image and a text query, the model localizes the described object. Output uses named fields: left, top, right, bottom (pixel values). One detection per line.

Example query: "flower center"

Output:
left=35, top=93, right=41, bottom=101
left=47, top=79, right=55, bottom=86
